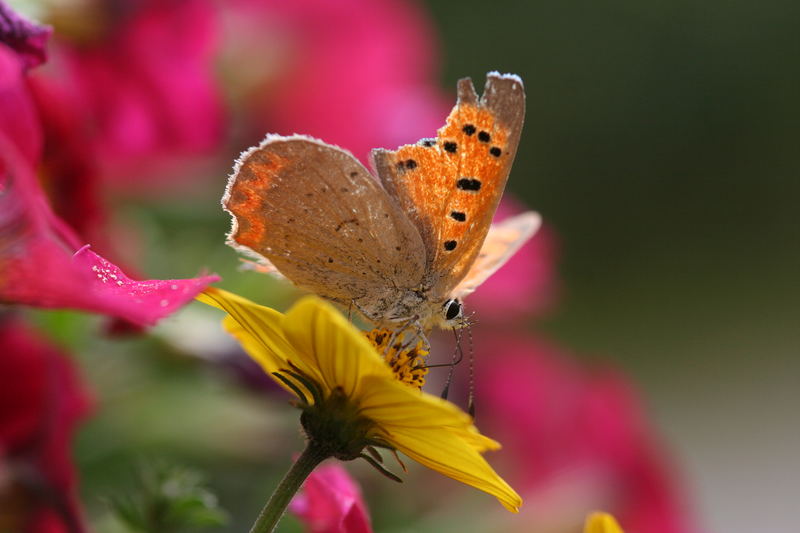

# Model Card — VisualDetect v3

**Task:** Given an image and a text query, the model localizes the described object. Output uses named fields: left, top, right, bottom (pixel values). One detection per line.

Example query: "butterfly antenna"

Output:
left=466, top=324, right=476, bottom=418
left=440, top=327, right=464, bottom=401
left=423, top=339, right=463, bottom=369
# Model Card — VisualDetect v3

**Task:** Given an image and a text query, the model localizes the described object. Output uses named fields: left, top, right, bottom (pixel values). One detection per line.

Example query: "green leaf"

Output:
left=107, top=459, right=228, bottom=533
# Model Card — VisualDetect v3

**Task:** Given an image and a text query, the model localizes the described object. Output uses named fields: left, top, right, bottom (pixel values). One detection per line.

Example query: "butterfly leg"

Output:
left=440, top=327, right=465, bottom=402
left=381, top=315, right=420, bottom=357
left=465, top=325, right=476, bottom=417
left=396, top=320, right=430, bottom=353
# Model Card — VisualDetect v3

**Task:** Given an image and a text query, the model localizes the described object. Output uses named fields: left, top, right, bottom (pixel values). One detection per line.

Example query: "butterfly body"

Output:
left=225, top=73, right=539, bottom=334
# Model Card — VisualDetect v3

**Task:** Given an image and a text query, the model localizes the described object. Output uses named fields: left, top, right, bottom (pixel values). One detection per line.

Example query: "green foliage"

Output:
left=108, top=461, right=228, bottom=533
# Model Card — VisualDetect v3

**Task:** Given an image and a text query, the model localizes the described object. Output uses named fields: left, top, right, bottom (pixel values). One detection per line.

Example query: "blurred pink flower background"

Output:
left=467, top=203, right=694, bottom=532
left=1, top=0, right=698, bottom=531
left=1, top=3, right=217, bottom=530
left=228, top=0, right=448, bottom=163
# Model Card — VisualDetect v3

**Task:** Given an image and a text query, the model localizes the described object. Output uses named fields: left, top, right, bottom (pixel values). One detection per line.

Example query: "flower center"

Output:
left=364, top=329, right=429, bottom=389
left=299, top=386, right=375, bottom=461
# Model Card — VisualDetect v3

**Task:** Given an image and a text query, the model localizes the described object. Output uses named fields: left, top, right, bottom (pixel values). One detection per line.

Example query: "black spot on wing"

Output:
left=396, top=159, right=418, bottom=172
left=456, top=178, right=481, bottom=191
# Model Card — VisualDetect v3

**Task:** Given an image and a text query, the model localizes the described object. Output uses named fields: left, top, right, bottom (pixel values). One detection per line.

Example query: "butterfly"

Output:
left=224, top=72, right=540, bottom=336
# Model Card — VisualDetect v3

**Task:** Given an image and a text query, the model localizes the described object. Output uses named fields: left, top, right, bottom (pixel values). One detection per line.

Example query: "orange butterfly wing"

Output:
left=371, top=73, right=525, bottom=297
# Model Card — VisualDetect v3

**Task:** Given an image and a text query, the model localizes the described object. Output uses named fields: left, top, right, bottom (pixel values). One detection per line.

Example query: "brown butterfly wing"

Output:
left=224, top=135, right=427, bottom=319
left=371, top=73, right=526, bottom=297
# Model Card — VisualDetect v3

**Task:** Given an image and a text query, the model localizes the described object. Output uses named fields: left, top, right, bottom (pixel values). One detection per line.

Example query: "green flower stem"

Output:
left=249, top=442, right=330, bottom=533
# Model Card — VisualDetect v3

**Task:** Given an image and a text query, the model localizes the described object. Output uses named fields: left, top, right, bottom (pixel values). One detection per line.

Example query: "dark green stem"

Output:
left=249, top=442, right=329, bottom=533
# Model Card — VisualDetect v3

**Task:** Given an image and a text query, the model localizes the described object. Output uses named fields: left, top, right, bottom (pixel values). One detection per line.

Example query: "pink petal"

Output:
left=71, top=245, right=220, bottom=326
left=1, top=237, right=219, bottom=327
left=0, top=218, right=218, bottom=325
left=289, top=463, right=373, bottom=533
left=0, top=2, right=51, bottom=70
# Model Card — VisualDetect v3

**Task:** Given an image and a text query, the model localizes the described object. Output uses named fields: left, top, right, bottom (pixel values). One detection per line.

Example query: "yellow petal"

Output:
left=197, top=288, right=314, bottom=398
left=282, top=296, right=392, bottom=398
left=358, top=379, right=470, bottom=426
left=584, top=512, right=624, bottom=533
left=221, top=316, right=307, bottom=398
left=357, top=376, right=500, bottom=452
left=197, top=288, right=293, bottom=359
left=357, top=376, right=520, bottom=512
left=221, top=315, right=284, bottom=373
left=387, top=424, right=521, bottom=513
left=457, top=424, right=503, bottom=453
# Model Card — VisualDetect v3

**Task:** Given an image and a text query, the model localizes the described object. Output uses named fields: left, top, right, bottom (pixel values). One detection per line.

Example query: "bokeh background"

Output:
left=424, top=2, right=800, bottom=533
left=4, top=0, right=798, bottom=532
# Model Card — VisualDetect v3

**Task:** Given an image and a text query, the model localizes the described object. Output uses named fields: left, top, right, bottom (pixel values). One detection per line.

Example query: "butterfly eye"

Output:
left=443, top=299, right=463, bottom=321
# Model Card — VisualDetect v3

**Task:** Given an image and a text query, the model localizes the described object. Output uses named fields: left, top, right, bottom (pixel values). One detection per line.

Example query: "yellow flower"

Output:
left=584, top=512, right=624, bottom=533
left=197, top=287, right=521, bottom=512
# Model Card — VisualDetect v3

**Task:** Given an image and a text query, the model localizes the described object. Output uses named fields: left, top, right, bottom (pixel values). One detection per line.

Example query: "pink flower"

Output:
left=225, top=0, right=449, bottom=163
left=0, top=40, right=218, bottom=326
left=475, top=334, right=696, bottom=533
left=0, top=1, right=51, bottom=70
left=289, top=463, right=373, bottom=533
left=0, top=318, right=91, bottom=533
